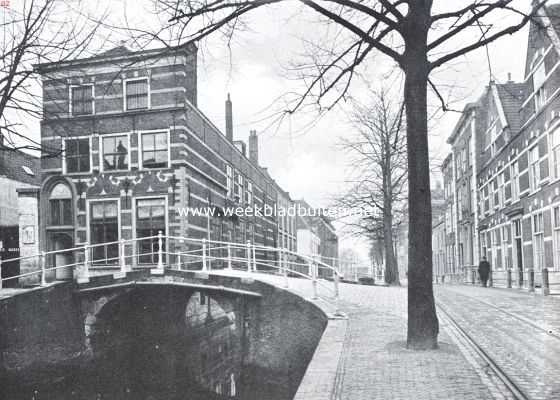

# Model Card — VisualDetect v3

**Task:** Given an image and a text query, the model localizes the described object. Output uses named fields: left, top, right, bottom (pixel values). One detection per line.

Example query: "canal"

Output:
left=1, top=282, right=327, bottom=400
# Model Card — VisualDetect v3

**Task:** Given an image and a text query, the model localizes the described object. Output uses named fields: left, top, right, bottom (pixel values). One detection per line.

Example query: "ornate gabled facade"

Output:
left=35, top=44, right=286, bottom=275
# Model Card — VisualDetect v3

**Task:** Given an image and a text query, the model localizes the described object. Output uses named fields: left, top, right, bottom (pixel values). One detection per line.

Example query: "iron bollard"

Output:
left=507, top=269, right=512, bottom=288
left=471, top=268, right=476, bottom=285
left=529, top=269, right=535, bottom=292
left=518, top=269, right=524, bottom=289
left=488, top=269, right=493, bottom=287
left=542, top=268, right=550, bottom=296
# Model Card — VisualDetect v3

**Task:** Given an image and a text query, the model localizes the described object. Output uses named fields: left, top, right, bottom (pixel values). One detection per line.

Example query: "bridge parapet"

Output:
left=1, top=233, right=345, bottom=302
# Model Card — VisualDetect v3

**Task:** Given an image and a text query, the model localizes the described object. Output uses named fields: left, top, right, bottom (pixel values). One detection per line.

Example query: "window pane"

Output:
left=155, top=133, right=167, bottom=150
left=79, top=154, right=90, bottom=172
left=66, top=140, right=78, bottom=157
left=50, top=200, right=61, bottom=225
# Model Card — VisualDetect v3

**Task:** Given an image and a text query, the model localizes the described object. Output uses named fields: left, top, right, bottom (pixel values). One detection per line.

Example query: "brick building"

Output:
left=437, top=3, right=560, bottom=285
left=35, top=44, right=286, bottom=275
left=0, top=141, right=40, bottom=284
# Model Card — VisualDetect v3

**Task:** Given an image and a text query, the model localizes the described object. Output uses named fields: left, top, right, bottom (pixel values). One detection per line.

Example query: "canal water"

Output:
left=2, top=288, right=293, bottom=400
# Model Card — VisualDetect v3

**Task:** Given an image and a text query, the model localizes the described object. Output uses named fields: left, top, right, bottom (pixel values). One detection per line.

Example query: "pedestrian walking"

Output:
left=478, top=256, right=490, bottom=287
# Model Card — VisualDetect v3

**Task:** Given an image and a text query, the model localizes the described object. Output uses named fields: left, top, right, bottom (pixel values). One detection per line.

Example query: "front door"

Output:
left=50, top=232, right=74, bottom=280
left=0, top=226, right=20, bottom=287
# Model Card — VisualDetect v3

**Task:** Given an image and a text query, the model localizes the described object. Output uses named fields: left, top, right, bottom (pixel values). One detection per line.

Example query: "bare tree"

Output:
left=0, top=0, right=104, bottom=153
left=337, top=89, right=406, bottom=285
left=144, top=0, right=548, bottom=349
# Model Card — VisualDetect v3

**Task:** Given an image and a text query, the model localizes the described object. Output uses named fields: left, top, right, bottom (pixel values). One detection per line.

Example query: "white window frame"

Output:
left=533, top=61, right=547, bottom=110
left=501, top=225, right=510, bottom=270
left=498, top=172, right=504, bottom=209
left=69, top=83, right=95, bottom=116
left=553, top=205, right=560, bottom=271
left=511, top=161, right=519, bottom=202
left=246, top=181, right=253, bottom=206
left=550, top=128, right=560, bottom=181
left=100, top=132, right=132, bottom=172
left=226, top=164, right=233, bottom=198
left=86, top=198, right=122, bottom=267
left=138, top=129, right=171, bottom=170
left=123, top=77, right=151, bottom=111
left=529, top=146, right=540, bottom=192
left=533, top=212, right=545, bottom=270
left=62, top=136, right=93, bottom=175
left=132, top=195, right=169, bottom=264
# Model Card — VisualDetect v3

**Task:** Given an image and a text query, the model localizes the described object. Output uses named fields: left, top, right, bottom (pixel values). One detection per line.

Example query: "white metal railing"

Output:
left=0, top=232, right=343, bottom=299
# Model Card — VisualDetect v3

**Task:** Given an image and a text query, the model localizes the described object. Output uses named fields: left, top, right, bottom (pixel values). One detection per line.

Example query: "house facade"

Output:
left=436, top=3, right=560, bottom=285
left=0, top=142, right=41, bottom=285
left=35, top=44, right=285, bottom=275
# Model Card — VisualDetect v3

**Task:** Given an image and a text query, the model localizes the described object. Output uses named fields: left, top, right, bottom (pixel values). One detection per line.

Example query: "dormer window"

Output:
left=70, top=84, right=94, bottom=115
left=124, top=78, right=149, bottom=110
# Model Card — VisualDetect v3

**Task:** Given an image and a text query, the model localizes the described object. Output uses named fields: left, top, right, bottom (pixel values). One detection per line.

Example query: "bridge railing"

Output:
left=0, top=232, right=342, bottom=300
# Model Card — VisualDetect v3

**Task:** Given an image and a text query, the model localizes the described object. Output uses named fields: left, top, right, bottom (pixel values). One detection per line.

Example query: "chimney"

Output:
left=507, top=72, right=512, bottom=82
left=249, top=130, right=258, bottom=164
left=225, top=93, right=233, bottom=142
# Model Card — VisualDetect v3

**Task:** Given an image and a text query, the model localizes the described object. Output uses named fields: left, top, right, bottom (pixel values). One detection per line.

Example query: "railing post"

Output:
left=542, top=267, right=550, bottom=296
left=227, top=243, right=232, bottom=270
left=252, top=244, right=257, bottom=272
left=310, top=259, right=318, bottom=299
left=246, top=241, right=251, bottom=272
left=120, top=239, right=127, bottom=274
left=157, top=231, right=164, bottom=270
left=282, top=249, right=289, bottom=288
left=40, top=251, right=47, bottom=286
left=334, top=269, right=340, bottom=299
left=529, top=268, right=535, bottom=292
left=176, top=249, right=181, bottom=270
left=202, top=238, right=207, bottom=271
left=507, top=268, right=512, bottom=288
left=77, top=244, right=91, bottom=283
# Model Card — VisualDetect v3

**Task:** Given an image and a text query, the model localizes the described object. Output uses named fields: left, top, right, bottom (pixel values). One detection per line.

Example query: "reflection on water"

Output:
left=6, top=289, right=261, bottom=400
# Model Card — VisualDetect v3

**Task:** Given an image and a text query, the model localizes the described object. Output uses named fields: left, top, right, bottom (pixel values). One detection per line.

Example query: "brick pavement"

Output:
left=240, top=275, right=498, bottom=400
left=436, top=285, right=560, bottom=400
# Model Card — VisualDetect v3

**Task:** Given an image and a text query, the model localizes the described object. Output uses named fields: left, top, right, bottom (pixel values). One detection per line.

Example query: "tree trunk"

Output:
left=402, top=4, right=439, bottom=349
left=383, top=162, right=400, bottom=285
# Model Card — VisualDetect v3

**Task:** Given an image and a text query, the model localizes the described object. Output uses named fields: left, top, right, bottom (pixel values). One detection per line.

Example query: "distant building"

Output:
left=438, top=3, right=560, bottom=285
left=295, top=199, right=338, bottom=277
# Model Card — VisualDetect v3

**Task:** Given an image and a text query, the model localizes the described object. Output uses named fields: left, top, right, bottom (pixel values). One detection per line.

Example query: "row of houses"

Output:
left=0, top=42, right=338, bottom=285
left=433, top=3, right=560, bottom=286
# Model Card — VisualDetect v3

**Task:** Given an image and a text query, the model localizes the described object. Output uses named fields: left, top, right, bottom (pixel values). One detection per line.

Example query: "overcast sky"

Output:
left=6, top=0, right=550, bottom=263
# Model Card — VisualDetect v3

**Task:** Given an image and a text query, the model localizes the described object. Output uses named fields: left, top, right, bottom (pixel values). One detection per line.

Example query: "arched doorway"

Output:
left=46, top=182, right=74, bottom=280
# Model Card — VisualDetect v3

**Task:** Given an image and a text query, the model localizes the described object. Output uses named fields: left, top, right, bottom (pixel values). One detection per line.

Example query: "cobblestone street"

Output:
left=255, top=277, right=497, bottom=400
left=435, top=285, right=560, bottom=400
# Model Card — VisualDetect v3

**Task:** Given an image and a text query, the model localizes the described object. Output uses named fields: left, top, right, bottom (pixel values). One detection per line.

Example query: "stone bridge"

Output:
left=0, top=269, right=328, bottom=399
